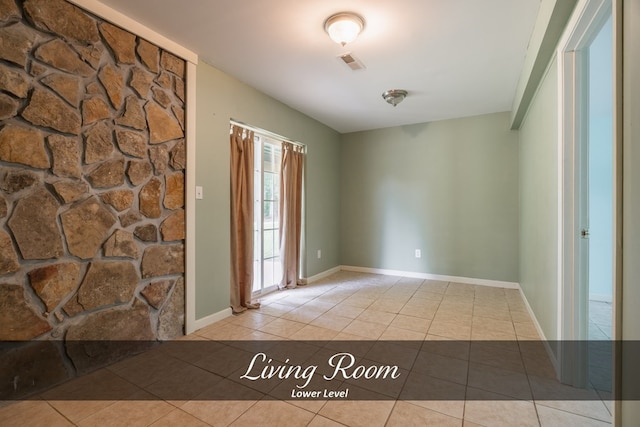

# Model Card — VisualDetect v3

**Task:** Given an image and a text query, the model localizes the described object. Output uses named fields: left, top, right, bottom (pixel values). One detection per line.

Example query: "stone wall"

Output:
left=0, top=0, right=186, bottom=396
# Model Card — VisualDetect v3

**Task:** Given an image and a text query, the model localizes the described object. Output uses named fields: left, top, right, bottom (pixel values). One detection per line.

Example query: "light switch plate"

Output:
left=195, top=186, right=203, bottom=200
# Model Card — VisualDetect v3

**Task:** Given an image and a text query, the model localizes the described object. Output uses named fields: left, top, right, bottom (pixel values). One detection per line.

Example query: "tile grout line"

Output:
left=19, top=271, right=612, bottom=426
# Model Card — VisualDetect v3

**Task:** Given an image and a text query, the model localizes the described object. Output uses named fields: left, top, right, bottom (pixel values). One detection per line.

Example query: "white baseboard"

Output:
left=189, top=267, right=342, bottom=333
left=187, top=266, right=560, bottom=378
left=589, top=293, right=612, bottom=303
left=338, top=265, right=561, bottom=373
left=189, top=307, right=232, bottom=333
left=517, top=287, right=560, bottom=376
left=305, top=266, right=342, bottom=284
left=340, top=265, right=520, bottom=289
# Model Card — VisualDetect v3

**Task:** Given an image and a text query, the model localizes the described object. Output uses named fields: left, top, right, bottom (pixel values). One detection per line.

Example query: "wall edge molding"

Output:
left=510, top=0, right=578, bottom=129
left=184, top=62, right=198, bottom=334
left=68, top=0, right=198, bottom=64
left=64, top=0, right=199, bottom=335
left=306, top=266, right=342, bottom=284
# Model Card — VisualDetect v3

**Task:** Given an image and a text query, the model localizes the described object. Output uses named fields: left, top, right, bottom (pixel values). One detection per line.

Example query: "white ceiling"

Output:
left=95, top=0, right=540, bottom=133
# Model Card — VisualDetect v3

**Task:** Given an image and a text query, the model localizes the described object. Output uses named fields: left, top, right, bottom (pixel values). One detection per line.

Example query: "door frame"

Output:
left=557, top=0, right=619, bottom=401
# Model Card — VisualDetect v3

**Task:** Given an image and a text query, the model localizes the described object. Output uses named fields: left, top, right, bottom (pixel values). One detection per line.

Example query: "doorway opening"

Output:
left=558, top=0, right=616, bottom=405
left=584, top=14, right=614, bottom=396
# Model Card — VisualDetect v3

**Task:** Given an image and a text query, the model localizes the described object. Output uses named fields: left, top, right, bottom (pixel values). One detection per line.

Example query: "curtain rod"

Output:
left=230, top=119, right=306, bottom=149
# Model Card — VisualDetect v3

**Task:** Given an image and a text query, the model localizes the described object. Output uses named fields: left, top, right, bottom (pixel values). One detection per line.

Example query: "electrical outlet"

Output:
left=317, top=249, right=322, bottom=259
left=415, top=249, right=421, bottom=258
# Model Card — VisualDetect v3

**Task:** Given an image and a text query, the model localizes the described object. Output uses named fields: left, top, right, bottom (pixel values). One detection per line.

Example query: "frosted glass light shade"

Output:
left=324, top=13, right=364, bottom=46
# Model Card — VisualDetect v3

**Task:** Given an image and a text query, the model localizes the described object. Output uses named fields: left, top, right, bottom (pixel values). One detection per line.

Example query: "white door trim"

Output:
left=556, top=0, right=612, bottom=386
left=67, top=0, right=199, bottom=335
left=68, top=0, right=198, bottom=64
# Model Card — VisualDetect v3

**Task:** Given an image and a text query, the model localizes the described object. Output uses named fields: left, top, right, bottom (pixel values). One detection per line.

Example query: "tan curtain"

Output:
left=279, top=141, right=305, bottom=289
left=230, top=125, right=259, bottom=313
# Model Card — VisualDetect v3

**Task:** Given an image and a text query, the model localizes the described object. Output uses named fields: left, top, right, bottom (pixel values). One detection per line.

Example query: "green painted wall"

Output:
left=339, top=112, right=519, bottom=282
left=194, top=61, right=341, bottom=319
left=518, top=57, right=559, bottom=342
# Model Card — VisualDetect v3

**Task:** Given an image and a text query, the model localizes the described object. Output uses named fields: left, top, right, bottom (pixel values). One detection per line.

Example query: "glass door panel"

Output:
left=252, top=136, right=282, bottom=295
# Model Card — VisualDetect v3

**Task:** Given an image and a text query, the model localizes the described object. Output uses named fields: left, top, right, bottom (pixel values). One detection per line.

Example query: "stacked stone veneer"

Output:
left=0, top=0, right=186, bottom=395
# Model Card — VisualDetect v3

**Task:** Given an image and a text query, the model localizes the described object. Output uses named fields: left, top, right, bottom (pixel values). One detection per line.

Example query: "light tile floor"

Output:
left=588, top=300, right=614, bottom=397
left=0, top=272, right=612, bottom=426
left=589, top=300, right=613, bottom=340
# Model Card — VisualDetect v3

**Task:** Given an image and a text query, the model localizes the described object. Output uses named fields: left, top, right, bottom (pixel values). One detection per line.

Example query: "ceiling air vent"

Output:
left=338, top=53, right=366, bottom=71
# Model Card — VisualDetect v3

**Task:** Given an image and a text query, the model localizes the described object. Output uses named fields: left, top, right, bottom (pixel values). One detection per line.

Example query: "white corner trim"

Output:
left=184, top=61, right=197, bottom=335
left=339, top=265, right=520, bottom=289
left=67, top=0, right=198, bottom=64
left=63, top=0, right=199, bottom=336
left=190, top=308, right=233, bottom=333
left=305, top=266, right=342, bottom=284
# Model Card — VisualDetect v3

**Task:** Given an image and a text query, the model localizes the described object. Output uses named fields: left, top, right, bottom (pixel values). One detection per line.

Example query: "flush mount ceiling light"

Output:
left=382, top=89, right=408, bottom=107
left=324, top=12, right=365, bottom=46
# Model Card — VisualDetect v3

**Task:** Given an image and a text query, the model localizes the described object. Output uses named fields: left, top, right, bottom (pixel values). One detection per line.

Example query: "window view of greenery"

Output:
left=253, top=136, right=282, bottom=293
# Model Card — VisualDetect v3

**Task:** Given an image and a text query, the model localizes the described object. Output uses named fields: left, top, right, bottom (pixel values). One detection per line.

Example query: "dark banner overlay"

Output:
left=2, top=340, right=633, bottom=401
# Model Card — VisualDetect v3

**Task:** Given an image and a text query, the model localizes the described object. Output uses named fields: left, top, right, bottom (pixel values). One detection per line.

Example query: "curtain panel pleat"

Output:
left=279, top=141, right=305, bottom=289
left=230, top=125, right=260, bottom=313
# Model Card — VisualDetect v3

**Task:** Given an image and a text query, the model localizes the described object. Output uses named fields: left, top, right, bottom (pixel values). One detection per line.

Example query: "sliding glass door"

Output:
left=253, top=135, right=282, bottom=294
